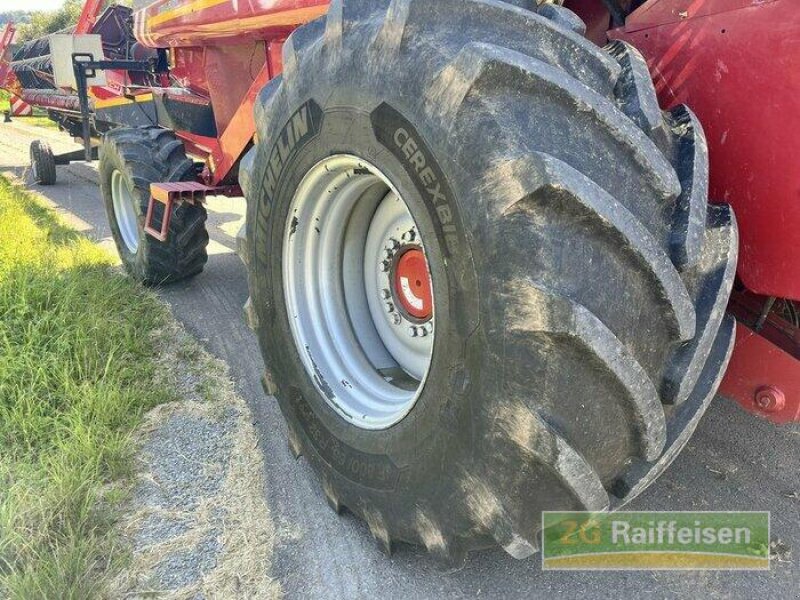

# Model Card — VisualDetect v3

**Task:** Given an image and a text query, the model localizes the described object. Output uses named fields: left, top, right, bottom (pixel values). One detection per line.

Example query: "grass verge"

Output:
left=0, top=175, right=177, bottom=598
left=16, top=115, right=58, bottom=130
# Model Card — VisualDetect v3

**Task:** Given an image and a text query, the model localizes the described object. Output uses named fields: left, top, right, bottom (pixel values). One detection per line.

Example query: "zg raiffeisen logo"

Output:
left=542, top=511, right=770, bottom=570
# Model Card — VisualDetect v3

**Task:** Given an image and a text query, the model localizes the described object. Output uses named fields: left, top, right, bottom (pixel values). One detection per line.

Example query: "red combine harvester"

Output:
left=1, top=0, right=797, bottom=560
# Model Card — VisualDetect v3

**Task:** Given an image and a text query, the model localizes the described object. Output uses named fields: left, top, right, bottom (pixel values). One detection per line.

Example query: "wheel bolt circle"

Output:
left=401, top=229, right=416, bottom=243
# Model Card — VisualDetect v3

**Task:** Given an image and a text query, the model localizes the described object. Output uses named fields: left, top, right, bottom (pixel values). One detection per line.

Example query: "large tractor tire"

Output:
left=240, top=0, right=738, bottom=561
left=99, top=127, right=209, bottom=285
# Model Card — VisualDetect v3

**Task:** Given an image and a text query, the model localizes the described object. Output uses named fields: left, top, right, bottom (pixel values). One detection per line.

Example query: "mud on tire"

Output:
left=241, top=0, right=738, bottom=561
left=99, top=127, right=209, bottom=285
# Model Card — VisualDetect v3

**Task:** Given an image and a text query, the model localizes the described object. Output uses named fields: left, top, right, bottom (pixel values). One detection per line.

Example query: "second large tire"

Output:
left=99, top=127, right=209, bottom=285
left=241, top=0, right=738, bottom=561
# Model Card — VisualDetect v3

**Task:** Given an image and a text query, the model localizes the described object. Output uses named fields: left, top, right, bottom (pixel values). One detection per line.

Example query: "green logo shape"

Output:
left=542, top=511, right=770, bottom=570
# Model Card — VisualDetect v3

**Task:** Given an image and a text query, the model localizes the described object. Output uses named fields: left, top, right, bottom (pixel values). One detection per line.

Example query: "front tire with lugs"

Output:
left=241, top=0, right=738, bottom=561
left=99, top=127, right=209, bottom=285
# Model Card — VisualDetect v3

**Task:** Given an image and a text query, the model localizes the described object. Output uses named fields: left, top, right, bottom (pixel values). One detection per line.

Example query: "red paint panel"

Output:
left=176, top=131, right=222, bottom=163
left=204, top=43, right=267, bottom=134
left=613, top=0, right=800, bottom=300
left=0, top=23, right=16, bottom=91
left=210, top=63, right=271, bottom=185
left=136, top=0, right=329, bottom=48
left=76, top=0, right=107, bottom=35
left=625, top=0, right=779, bottom=32
left=719, top=322, right=800, bottom=424
left=170, top=47, right=210, bottom=96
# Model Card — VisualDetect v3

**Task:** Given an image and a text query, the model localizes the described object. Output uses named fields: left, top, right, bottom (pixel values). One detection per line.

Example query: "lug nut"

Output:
left=401, top=229, right=416, bottom=243
left=408, top=326, right=418, bottom=337
left=418, top=327, right=428, bottom=337
left=385, top=302, right=395, bottom=313
left=389, top=237, right=400, bottom=249
left=425, top=322, right=433, bottom=334
left=754, top=386, right=785, bottom=413
left=380, top=260, right=391, bottom=272
left=381, top=288, right=391, bottom=299
left=384, top=248, right=394, bottom=259
left=392, top=314, right=402, bottom=325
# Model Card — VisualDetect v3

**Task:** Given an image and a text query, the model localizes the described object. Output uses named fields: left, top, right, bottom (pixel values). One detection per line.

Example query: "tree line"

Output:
left=2, top=1, right=131, bottom=44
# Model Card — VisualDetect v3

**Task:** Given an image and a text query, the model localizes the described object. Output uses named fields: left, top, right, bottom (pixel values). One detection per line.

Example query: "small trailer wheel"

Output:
left=30, top=140, right=56, bottom=186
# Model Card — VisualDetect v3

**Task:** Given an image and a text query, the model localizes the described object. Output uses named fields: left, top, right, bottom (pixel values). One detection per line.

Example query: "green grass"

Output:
left=0, top=176, right=178, bottom=598
left=0, top=89, right=9, bottom=113
left=17, top=115, right=58, bottom=129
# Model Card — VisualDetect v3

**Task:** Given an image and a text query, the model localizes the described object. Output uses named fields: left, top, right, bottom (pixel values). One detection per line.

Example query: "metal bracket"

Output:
left=71, top=54, right=157, bottom=162
left=144, top=182, right=214, bottom=242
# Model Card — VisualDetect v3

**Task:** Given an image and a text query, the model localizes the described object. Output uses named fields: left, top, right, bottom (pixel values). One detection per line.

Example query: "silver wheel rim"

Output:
left=111, top=169, right=140, bottom=253
left=283, top=155, right=435, bottom=430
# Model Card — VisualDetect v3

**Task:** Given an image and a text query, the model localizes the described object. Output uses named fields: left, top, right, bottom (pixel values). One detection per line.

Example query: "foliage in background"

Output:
left=16, top=0, right=84, bottom=43
left=8, top=1, right=132, bottom=44
left=0, top=11, right=33, bottom=26
left=0, top=176, right=177, bottom=598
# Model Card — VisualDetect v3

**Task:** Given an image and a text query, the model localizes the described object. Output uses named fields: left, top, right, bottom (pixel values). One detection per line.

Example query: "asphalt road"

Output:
left=2, top=120, right=797, bottom=599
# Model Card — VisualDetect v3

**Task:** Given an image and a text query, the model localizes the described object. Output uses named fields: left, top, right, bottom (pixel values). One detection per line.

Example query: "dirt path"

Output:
left=2, top=119, right=797, bottom=599
left=111, top=321, right=280, bottom=598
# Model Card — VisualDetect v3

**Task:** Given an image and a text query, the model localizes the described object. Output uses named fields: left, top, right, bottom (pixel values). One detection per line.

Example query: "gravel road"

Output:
left=112, top=322, right=279, bottom=598
left=2, top=120, right=797, bottom=599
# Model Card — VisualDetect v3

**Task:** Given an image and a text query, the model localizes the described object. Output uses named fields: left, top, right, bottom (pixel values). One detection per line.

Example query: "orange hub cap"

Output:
left=393, top=248, right=433, bottom=320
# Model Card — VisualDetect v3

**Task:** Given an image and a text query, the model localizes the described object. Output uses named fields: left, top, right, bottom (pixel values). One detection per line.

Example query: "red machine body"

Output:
left=0, top=23, right=19, bottom=97
left=132, top=0, right=328, bottom=185
left=612, top=0, right=799, bottom=301
left=136, top=0, right=328, bottom=47
left=2, top=0, right=798, bottom=422
left=0, top=25, right=32, bottom=117
left=602, top=0, right=799, bottom=424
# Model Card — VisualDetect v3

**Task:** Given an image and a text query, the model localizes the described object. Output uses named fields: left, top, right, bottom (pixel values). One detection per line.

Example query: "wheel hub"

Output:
left=392, top=247, right=433, bottom=321
left=282, top=155, right=435, bottom=429
left=111, top=169, right=140, bottom=253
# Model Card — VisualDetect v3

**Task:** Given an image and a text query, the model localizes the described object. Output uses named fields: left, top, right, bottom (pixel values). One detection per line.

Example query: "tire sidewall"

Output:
left=30, top=141, right=55, bottom=185
left=252, top=98, right=483, bottom=493
left=99, top=144, right=149, bottom=277
left=30, top=144, right=39, bottom=183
